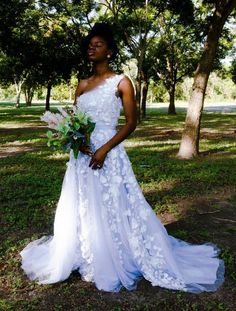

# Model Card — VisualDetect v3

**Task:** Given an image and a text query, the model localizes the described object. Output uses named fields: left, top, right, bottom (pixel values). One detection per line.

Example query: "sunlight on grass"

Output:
left=124, top=139, right=180, bottom=148
left=1, top=139, right=43, bottom=146
left=46, top=152, right=70, bottom=160
left=0, top=122, right=41, bottom=128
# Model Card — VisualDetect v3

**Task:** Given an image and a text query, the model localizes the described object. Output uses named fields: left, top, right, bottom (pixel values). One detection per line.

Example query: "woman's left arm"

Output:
left=89, top=76, right=137, bottom=169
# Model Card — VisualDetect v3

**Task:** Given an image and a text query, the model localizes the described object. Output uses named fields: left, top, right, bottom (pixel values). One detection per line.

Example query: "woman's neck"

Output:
left=92, top=61, right=113, bottom=78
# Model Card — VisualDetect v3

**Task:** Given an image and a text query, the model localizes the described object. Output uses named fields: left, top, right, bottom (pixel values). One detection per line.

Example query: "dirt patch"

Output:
left=0, top=125, right=45, bottom=157
left=0, top=145, right=42, bottom=158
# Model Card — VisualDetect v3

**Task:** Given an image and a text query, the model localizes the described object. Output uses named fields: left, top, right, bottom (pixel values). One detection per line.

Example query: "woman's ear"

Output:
left=107, top=49, right=113, bottom=58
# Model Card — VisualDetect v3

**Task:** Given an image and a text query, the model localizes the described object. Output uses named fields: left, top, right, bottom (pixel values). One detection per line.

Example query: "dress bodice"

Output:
left=76, top=74, right=124, bottom=129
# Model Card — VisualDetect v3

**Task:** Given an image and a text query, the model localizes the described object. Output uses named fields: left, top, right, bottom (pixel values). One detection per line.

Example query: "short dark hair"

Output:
left=82, top=22, right=118, bottom=60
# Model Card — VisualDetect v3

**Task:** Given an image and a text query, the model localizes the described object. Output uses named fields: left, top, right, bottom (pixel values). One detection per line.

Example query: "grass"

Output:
left=0, top=102, right=236, bottom=310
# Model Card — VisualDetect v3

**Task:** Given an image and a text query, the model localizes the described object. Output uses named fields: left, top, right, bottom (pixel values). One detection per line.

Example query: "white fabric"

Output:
left=20, top=74, right=224, bottom=292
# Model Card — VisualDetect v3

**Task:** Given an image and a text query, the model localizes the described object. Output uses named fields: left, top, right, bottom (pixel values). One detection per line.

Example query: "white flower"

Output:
left=110, top=223, right=117, bottom=232
left=41, top=111, right=56, bottom=124
left=124, top=209, right=131, bottom=217
left=99, top=175, right=107, bottom=184
left=113, top=175, right=122, bottom=184
left=54, top=113, right=64, bottom=123
left=128, top=194, right=135, bottom=204
left=139, top=208, right=150, bottom=220
left=130, top=237, right=139, bottom=249
left=93, top=170, right=99, bottom=176
left=41, top=111, right=53, bottom=122
left=140, top=225, right=147, bottom=233
left=102, top=193, right=109, bottom=201
left=72, top=105, right=78, bottom=114
left=57, top=107, right=69, bottom=117
left=110, top=184, right=119, bottom=196
left=41, top=111, right=64, bottom=129
left=131, top=219, right=139, bottom=230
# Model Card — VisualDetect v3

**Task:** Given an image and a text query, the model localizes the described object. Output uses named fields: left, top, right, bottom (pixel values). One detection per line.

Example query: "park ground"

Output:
left=0, top=102, right=235, bottom=311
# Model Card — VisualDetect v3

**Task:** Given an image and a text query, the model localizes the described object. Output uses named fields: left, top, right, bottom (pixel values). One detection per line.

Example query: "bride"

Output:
left=20, top=23, right=224, bottom=293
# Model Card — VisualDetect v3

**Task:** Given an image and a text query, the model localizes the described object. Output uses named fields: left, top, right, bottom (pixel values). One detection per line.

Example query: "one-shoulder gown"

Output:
left=20, top=74, right=224, bottom=293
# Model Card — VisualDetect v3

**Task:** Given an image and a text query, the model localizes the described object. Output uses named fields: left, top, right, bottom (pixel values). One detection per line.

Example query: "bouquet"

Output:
left=41, top=106, right=96, bottom=159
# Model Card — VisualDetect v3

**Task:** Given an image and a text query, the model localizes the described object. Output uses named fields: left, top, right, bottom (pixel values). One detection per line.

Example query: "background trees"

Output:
left=0, top=0, right=39, bottom=107
left=148, top=9, right=200, bottom=115
left=98, top=0, right=198, bottom=119
left=0, top=0, right=235, bottom=158
left=0, top=0, right=95, bottom=109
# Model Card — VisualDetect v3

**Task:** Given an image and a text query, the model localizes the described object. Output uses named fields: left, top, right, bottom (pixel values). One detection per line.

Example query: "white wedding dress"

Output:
left=20, top=74, right=224, bottom=293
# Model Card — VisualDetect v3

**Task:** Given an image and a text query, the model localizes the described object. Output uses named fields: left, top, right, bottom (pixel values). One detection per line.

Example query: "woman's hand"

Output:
left=89, top=145, right=109, bottom=169
left=79, top=144, right=94, bottom=157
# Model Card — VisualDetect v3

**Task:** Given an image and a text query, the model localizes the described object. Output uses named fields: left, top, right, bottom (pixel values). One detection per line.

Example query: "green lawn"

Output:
left=0, top=103, right=235, bottom=311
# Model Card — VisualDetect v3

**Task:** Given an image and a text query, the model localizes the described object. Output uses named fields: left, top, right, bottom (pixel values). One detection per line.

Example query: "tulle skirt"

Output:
left=20, top=128, right=224, bottom=292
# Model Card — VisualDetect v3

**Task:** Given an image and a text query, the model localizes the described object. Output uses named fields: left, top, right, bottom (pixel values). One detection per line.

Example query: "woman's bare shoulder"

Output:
left=75, top=77, right=91, bottom=97
left=118, top=75, right=135, bottom=93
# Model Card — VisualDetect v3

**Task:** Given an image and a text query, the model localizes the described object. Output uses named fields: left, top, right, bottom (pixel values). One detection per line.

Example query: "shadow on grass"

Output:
left=1, top=146, right=235, bottom=246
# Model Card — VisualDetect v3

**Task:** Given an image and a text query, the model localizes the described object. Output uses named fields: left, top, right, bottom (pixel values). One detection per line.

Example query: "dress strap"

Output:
left=115, top=74, right=125, bottom=86
left=114, top=74, right=126, bottom=97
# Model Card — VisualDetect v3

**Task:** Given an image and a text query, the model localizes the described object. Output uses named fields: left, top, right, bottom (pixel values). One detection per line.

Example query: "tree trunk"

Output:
left=135, top=38, right=147, bottom=123
left=135, top=79, right=142, bottom=123
left=168, top=84, right=176, bottom=115
left=141, top=78, right=149, bottom=118
left=45, top=80, right=52, bottom=111
left=24, top=87, right=34, bottom=106
left=16, top=92, right=21, bottom=108
left=69, top=83, right=73, bottom=102
left=178, top=0, right=236, bottom=159
left=14, top=79, right=23, bottom=108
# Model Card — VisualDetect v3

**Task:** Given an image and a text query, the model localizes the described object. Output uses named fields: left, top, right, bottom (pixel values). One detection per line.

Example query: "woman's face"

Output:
left=87, top=36, right=112, bottom=62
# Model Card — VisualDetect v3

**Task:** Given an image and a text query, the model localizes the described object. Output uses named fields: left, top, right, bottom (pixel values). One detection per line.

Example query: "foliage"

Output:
left=0, top=0, right=97, bottom=108
left=0, top=0, right=42, bottom=106
left=94, top=0, right=196, bottom=117
left=148, top=72, right=236, bottom=103
left=0, top=0, right=235, bottom=111
left=231, top=58, right=236, bottom=84
left=146, top=9, right=200, bottom=113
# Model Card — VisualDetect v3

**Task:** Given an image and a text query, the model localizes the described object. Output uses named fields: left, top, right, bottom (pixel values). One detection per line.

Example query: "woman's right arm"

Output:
left=73, top=79, right=93, bottom=156
left=73, top=79, right=87, bottom=106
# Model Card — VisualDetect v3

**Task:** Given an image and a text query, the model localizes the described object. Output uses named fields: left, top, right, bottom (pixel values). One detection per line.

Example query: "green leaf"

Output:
left=72, top=144, right=80, bottom=159
left=74, top=122, right=80, bottom=130
left=63, top=141, right=72, bottom=151
left=46, top=130, right=53, bottom=139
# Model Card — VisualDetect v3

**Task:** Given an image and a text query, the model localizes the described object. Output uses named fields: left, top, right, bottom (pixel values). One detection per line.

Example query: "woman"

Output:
left=20, top=23, right=224, bottom=293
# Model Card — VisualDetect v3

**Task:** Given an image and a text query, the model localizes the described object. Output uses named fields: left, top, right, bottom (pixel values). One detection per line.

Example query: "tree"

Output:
left=98, top=0, right=196, bottom=119
left=149, top=10, right=200, bottom=114
left=98, top=0, right=160, bottom=120
left=28, top=0, right=96, bottom=110
left=35, top=26, right=78, bottom=110
left=178, top=0, right=236, bottom=159
left=0, top=0, right=95, bottom=109
left=0, top=0, right=39, bottom=107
